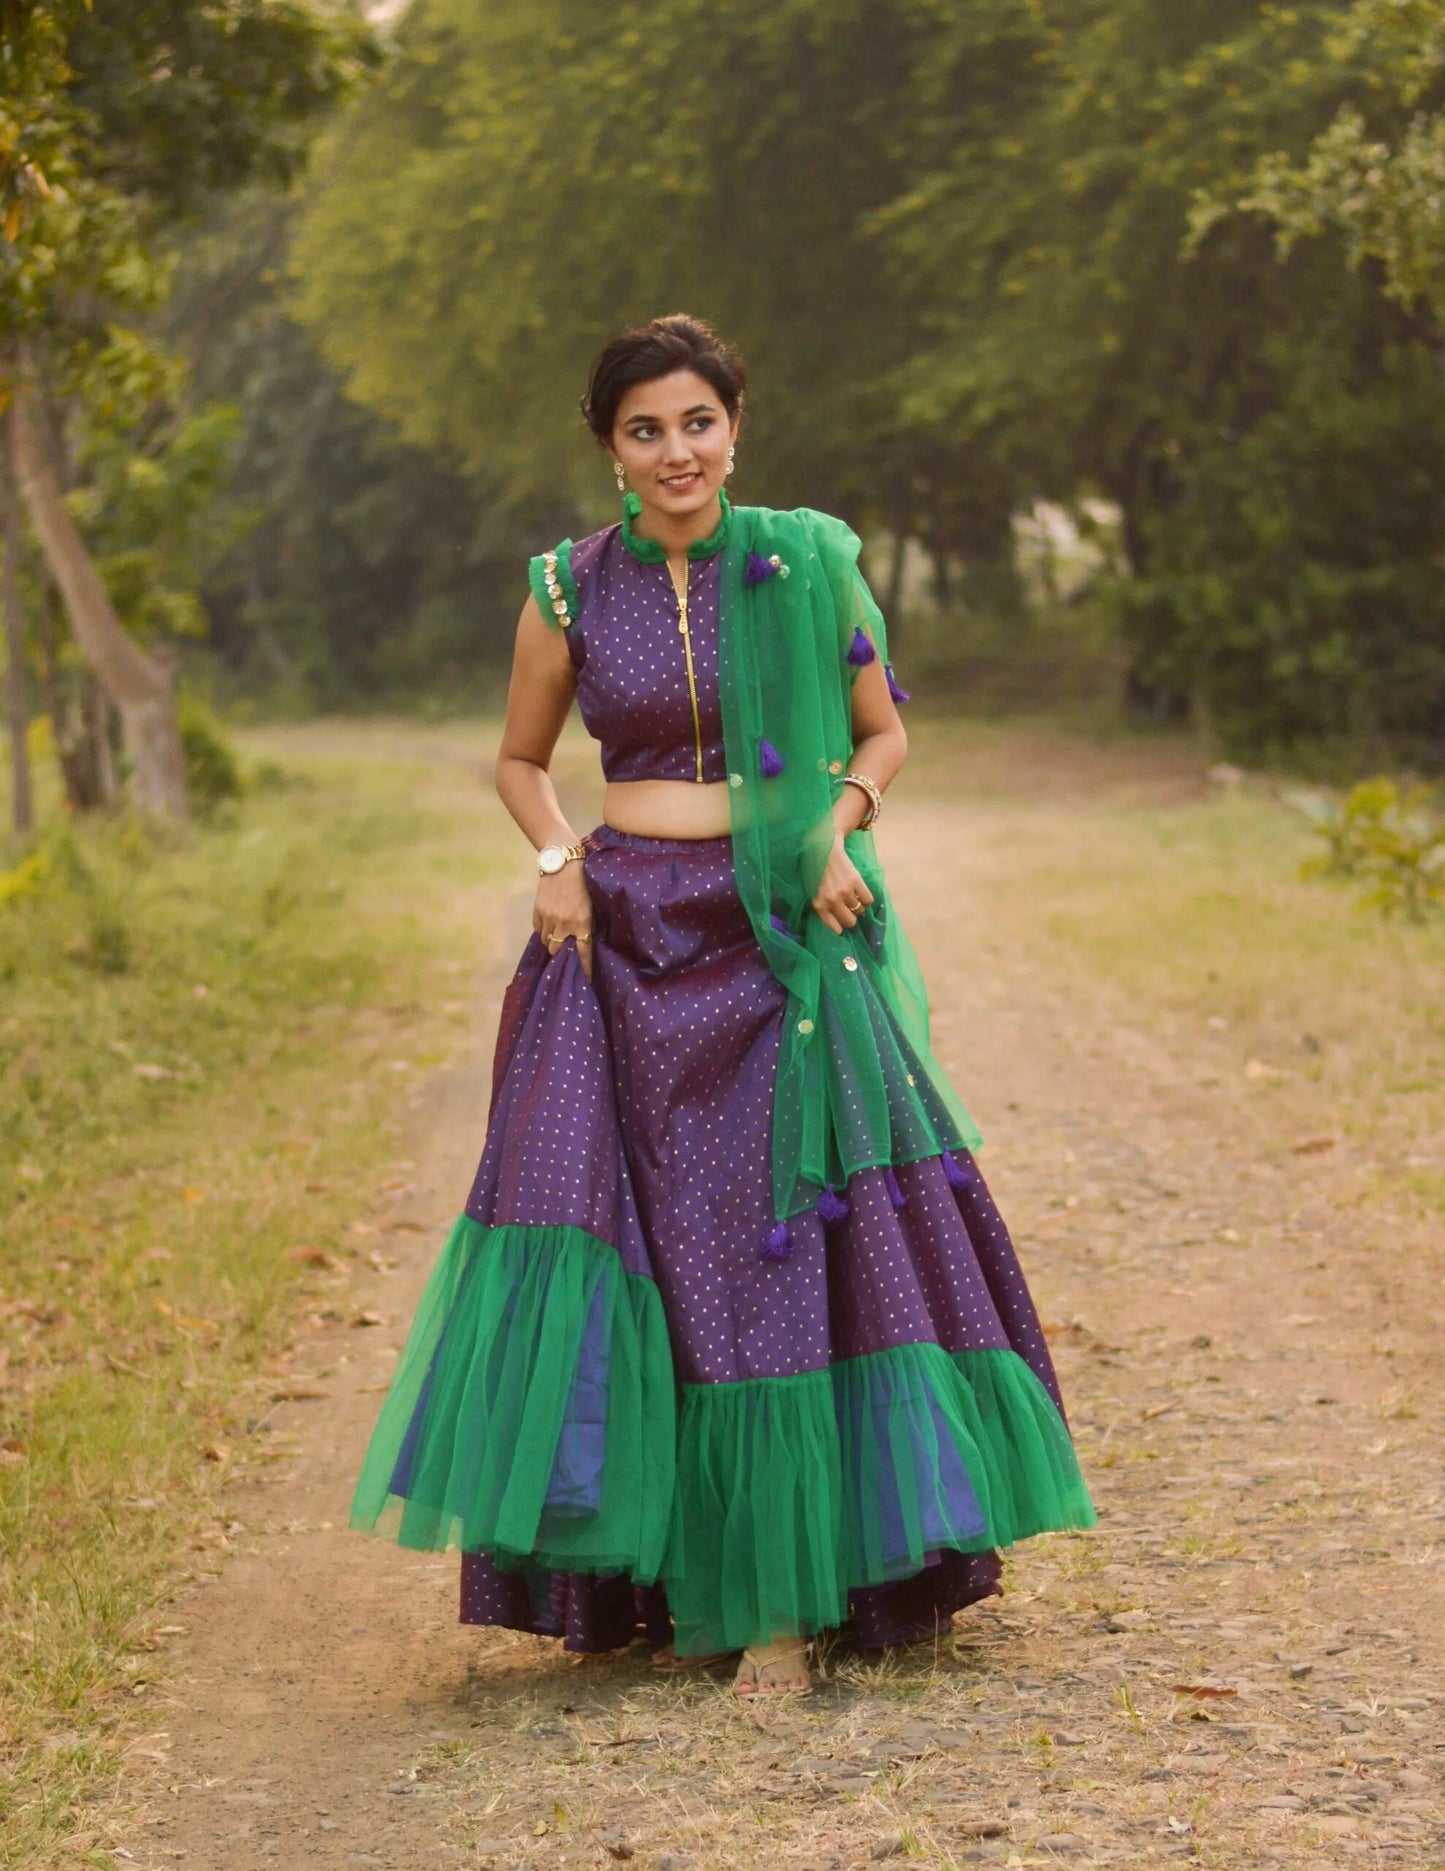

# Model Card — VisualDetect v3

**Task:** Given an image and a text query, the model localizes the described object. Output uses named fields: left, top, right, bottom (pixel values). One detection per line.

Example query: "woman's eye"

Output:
left=687, top=417, right=715, bottom=433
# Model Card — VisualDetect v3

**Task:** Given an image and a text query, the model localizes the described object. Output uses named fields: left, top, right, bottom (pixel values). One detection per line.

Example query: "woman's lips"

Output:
left=659, top=472, right=701, bottom=492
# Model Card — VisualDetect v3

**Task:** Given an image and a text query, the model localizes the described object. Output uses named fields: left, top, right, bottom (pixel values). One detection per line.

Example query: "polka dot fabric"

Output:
left=563, top=523, right=728, bottom=783
left=452, top=826, right=1082, bottom=1651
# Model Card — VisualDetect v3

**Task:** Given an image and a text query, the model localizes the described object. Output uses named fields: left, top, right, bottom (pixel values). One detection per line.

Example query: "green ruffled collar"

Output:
left=620, top=488, right=733, bottom=563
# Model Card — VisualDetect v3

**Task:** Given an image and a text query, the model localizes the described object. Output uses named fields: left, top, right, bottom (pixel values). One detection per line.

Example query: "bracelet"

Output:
left=841, top=771, right=883, bottom=828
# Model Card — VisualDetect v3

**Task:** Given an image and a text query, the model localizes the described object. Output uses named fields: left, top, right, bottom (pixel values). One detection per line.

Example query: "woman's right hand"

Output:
left=534, top=861, right=595, bottom=980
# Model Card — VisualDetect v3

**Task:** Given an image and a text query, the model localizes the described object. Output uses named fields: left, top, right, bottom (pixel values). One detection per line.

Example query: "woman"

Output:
left=350, top=314, right=1095, bottom=1698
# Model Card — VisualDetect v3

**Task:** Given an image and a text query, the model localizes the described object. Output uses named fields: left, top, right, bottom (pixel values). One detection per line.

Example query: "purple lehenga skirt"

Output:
left=352, top=825, right=1093, bottom=1656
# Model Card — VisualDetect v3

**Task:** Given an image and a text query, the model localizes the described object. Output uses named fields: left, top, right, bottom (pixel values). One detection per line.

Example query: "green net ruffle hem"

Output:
left=350, top=1214, right=1094, bottom=1653
left=349, top=1216, right=675, bottom=1580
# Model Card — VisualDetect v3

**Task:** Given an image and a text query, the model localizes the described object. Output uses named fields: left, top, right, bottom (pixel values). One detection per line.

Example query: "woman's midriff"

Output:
left=603, top=778, right=733, bottom=839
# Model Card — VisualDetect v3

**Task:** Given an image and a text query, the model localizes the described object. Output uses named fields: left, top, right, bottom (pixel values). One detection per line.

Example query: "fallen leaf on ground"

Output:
left=270, top=1384, right=329, bottom=1402
left=1171, top=1684, right=1239, bottom=1699
left=289, top=1246, right=343, bottom=1269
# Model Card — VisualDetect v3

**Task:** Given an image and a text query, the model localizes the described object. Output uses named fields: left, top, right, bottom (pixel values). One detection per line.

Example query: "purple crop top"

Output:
left=531, top=520, right=729, bottom=785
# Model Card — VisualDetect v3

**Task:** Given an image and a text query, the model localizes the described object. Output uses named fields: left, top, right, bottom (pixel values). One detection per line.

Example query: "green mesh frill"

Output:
left=349, top=1215, right=676, bottom=1581
left=664, top=1343, right=1096, bottom=1658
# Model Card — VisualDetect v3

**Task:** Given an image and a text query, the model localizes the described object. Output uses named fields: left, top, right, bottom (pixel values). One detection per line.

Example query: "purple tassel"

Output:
left=942, top=1147, right=977, bottom=1190
left=815, top=1183, right=850, bottom=1225
left=759, top=738, right=786, bottom=777
left=769, top=911, right=793, bottom=938
left=760, top=1219, right=793, bottom=1262
left=745, top=551, right=777, bottom=585
left=884, top=1165, right=907, bottom=1210
left=885, top=662, right=911, bottom=704
left=847, top=626, right=876, bottom=667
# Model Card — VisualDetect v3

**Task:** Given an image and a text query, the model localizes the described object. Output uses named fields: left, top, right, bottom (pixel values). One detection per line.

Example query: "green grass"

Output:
left=0, top=722, right=516, bottom=1866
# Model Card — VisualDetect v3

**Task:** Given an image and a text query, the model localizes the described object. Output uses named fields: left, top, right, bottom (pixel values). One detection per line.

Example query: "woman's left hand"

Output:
left=811, top=833, right=875, bottom=934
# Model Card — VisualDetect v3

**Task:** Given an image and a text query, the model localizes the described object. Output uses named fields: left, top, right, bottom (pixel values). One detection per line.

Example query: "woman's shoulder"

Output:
left=526, top=520, right=621, bottom=631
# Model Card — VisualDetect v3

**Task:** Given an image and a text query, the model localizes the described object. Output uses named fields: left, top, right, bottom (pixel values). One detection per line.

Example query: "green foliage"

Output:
left=171, top=200, right=546, bottom=707
left=1289, top=775, right=1445, bottom=919
left=69, top=400, right=259, bottom=643
left=1198, top=0, right=1445, bottom=316
left=288, top=0, right=929, bottom=518
left=276, top=0, right=1445, bottom=763
left=176, top=690, right=242, bottom=815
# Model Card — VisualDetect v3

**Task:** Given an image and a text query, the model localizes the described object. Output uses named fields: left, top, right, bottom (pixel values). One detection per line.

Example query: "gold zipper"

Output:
left=666, top=557, right=706, bottom=782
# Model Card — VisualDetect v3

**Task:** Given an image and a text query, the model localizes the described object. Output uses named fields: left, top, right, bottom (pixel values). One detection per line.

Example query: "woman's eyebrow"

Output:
left=623, top=403, right=717, bottom=427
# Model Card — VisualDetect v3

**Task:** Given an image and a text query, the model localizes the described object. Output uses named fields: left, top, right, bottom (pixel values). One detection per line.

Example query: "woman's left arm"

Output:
left=811, top=657, right=907, bottom=933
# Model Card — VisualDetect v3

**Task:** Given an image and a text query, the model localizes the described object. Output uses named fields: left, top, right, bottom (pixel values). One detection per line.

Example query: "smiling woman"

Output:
left=348, top=313, right=1095, bottom=1700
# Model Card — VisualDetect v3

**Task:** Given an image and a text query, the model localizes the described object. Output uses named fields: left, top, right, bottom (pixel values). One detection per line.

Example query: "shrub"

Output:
left=177, top=692, right=243, bottom=816
left=1288, top=777, right=1445, bottom=920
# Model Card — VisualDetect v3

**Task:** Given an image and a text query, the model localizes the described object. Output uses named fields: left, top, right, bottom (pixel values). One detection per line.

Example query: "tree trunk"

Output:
left=8, top=360, right=189, bottom=819
left=82, top=669, right=118, bottom=803
left=883, top=527, right=907, bottom=647
left=0, top=421, right=35, bottom=838
left=35, top=581, right=96, bottom=812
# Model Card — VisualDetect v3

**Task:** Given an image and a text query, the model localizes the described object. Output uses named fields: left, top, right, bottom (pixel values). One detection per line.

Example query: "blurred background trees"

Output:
left=6, top=0, right=1445, bottom=829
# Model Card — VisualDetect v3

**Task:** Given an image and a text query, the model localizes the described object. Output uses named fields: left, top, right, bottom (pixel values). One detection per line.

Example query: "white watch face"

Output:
left=538, top=844, right=566, bottom=874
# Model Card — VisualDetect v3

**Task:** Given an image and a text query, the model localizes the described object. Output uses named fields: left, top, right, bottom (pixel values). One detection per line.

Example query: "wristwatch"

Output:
left=537, top=840, right=588, bottom=877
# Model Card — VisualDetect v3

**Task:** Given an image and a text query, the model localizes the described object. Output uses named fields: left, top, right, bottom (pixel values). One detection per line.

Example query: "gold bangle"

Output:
left=842, top=771, right=882, bottom=828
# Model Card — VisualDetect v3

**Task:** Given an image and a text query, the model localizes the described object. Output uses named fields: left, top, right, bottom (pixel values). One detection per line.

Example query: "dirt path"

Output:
left=130, top=735, right=1443, bottom=1871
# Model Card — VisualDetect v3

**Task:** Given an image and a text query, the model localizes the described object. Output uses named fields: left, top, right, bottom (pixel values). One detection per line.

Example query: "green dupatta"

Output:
left=718, top=504, right=982, bottom=1242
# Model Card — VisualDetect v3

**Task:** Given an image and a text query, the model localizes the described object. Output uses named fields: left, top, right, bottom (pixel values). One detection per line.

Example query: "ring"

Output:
left=576, top=933, right=592, bottom=943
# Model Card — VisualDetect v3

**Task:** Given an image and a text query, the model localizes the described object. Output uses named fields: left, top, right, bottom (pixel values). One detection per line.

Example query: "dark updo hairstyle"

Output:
left=580, top=313, right=747, bottom=448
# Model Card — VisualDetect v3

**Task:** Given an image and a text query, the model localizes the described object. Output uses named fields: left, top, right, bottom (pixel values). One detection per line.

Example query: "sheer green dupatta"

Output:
left=718, top=506, right=984, bottom=1231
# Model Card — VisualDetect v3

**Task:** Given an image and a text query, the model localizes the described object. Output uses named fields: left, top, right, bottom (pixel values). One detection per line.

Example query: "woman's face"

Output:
left=610, top=369, right=738, bottom=523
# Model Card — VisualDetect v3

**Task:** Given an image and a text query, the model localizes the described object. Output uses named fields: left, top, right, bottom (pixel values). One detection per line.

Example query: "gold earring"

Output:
left=727, top=444, right=736, bottom=477
left=614, top=460, right=626, bottom=493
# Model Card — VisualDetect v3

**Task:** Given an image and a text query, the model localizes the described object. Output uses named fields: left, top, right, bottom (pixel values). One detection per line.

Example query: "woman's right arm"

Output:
left=493, top=594, right=596, bottom=978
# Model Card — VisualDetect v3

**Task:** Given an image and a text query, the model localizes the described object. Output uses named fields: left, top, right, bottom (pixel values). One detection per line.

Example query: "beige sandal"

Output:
left=733, top=1638, right=813, bottom=1698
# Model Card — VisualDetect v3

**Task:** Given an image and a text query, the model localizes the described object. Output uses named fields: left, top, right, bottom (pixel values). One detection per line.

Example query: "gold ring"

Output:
left=576, top=933, right=592, bottom=942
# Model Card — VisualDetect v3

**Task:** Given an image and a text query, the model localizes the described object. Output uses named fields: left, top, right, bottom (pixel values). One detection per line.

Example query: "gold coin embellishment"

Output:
left=906, top=1073, right=916, bottom=1086
left=817, top=758, right=828, bottom=772
left=829, top=759, right=843, bottom=775
left=729, top=773, right=743, bottom=789
left=843, top=955, right=859, bottom=971
left=797, top=1018, right=815, bottom=1035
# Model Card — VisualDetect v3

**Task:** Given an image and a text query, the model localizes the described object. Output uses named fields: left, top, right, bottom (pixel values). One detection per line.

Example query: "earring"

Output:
left=727, top=444, right=736, bottom=478
left=614, top=460, right=626, bottom=493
